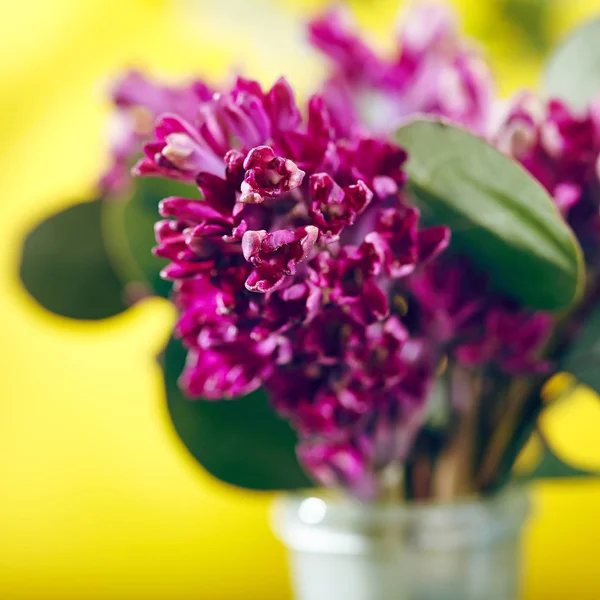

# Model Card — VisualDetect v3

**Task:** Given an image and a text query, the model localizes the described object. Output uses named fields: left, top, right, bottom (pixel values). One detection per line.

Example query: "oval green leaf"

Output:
left=395, top=118, right=583, bottom=311
left=163, top=337, right=312, bottom=491
left=20, top=199, right=128, bottom=320
left=543, top=16, right=600, bottom=111
left=559, top=305, right=600, bottom=393
left=526, top=430, right=599, bottom=480
left=103, top=177, right=201, bottom=299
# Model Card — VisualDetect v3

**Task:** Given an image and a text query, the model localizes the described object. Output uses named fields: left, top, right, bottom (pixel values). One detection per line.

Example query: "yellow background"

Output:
left=1, top=0, right=600, bottom=598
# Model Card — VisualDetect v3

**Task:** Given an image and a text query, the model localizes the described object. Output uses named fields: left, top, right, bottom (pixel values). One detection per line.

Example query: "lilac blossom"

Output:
left=494, top=93, right=600, bottom=251
left=121, top=7, right=600, bottom=497
left=138, top=74, right=449, bottom=494
left=408, top=256, right=552, bottom=375
left=102, top=70, right=213, bottom=194
left=307, top=3, right=493, bottom=137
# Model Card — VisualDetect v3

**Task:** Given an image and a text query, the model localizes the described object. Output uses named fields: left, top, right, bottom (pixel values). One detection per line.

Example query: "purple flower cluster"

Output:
left=409, top=256, right=551, bottom=375
left=494, top=93, right=600, bottom=251
left=308, top=3, right=493, bottom=137
left=113, top=3, right=600, bottom=494
left=102, top=70, right=213, bottom=194
left=137, top=74, right=449, bottom=494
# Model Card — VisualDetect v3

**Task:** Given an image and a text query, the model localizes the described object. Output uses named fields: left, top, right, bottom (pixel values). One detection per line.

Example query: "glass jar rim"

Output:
left=271, top=484, right=530, bottom=554
left=277, top=483, right=528, bottom=521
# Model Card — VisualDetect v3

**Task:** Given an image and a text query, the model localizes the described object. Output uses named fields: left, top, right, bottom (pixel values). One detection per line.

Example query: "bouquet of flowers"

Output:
left=20, top=3, right=600, bottom=501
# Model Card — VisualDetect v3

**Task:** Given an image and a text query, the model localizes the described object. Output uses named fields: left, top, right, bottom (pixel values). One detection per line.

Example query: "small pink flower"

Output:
left=494, top=93, right=600, bottom=220
left=240, top=146, right=305, bottom=204
left=309, top=3, right=493, bottom=136
left=180, top=338, right=276, bottom=399
left=134, top=114, right=226, bottom=181
left=102, top=70, right=212, bottom=193
left=456, top=309, right=552, bottom=374
left=309, top=174, right=372, bottom=241
left=242, top=226, right=319, bottom=292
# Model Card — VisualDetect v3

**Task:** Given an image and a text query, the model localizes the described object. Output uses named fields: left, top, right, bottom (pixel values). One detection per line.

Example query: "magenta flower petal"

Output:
left=133, top=113, right=226, bottom=181
left=102, top=70, right=214, bottom=193
left=309, top=173, right=372, bottom=241
left=418, top=226, right=451, bottom=263
left=308, top=3, right=493, bottom=135
left=308, top=9, right=383, bottom=84
left=240, top=146, right=305, bottom=204
left=266, top=77, right=302, bottom=132
left=216, top=88, right=271, bottom=148
left=180, top=342, right=272, bottom=399
left=298, top=438, right=371, bottom=494
left=242, top=226, right=318, bottom=292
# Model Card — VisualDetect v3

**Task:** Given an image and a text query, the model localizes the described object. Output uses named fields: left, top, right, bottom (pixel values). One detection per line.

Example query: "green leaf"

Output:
left=543, top=16, right=600, bottom=111
left=499, top=0, right=552, bottom=54
left=559, top=305, right=600, bottom=393
left=20, top=199, right=128, bottom=320
left=395, top=118, right=584, bottom=311
left=526, top=431, right=598, bottom=480
left=103, top=177, right=201, bottom=299
left=163, top=337, right=312, bottom=490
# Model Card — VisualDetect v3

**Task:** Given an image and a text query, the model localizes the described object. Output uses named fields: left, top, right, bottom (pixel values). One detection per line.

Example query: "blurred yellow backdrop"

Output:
left=1, top=0, right=600, bottom=598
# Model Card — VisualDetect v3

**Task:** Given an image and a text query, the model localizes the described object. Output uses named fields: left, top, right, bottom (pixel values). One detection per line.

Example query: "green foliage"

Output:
left=20, top=199, right=128, bottom=320
left=543, top=15, right=600, bottom=110
left=559, top=305, right=600, bottom=394
left=162, top=337, right=312, bottom=491
left=103, top=177, right=201, bottom=299
left=395, top=118, right=584, bottom=312
left=499, top=0, right=552, bottom=54
left=528, top=434, right=599, bottom=479
left=512, top=420, right=600, bottom=481
left=539, top=304, right=600, bottom=478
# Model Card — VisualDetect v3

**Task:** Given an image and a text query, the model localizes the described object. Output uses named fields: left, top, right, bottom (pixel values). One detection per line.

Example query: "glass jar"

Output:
left=271, top=486, right=530, bottom=600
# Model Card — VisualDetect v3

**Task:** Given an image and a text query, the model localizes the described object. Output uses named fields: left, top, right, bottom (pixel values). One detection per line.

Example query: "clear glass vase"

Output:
left=271, top=486, right=529, bottom=600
